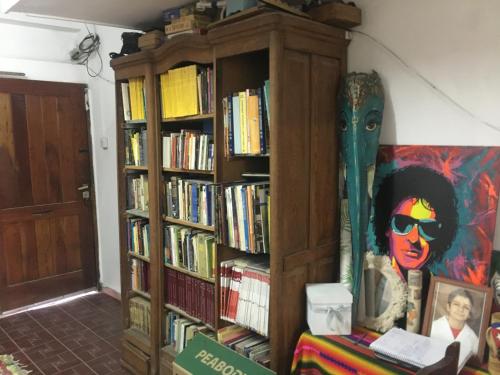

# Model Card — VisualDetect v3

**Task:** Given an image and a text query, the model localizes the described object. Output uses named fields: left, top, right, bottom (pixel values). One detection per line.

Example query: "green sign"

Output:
left=174, top=334, right=275, bottom=375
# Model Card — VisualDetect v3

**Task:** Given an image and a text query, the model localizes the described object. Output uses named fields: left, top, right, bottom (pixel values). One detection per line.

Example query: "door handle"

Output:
left=77, top=184, right=89, bottom=191
left=33, top=210, right=52, bottom=216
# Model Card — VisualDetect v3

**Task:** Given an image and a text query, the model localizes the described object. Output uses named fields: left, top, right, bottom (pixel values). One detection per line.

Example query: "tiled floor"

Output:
left=0, top=292, right=129, bottom=374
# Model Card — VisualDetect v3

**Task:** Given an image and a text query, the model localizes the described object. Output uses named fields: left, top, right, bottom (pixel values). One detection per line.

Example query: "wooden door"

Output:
left=0, top=78, right=97, bottom=312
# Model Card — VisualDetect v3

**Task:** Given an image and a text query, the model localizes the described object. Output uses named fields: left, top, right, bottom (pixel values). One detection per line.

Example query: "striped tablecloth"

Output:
left=290, top=327, right=489, bottom=375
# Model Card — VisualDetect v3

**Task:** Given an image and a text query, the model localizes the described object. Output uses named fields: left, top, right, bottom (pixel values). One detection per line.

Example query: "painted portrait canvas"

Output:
left=367, top=146, right=500, bottom=285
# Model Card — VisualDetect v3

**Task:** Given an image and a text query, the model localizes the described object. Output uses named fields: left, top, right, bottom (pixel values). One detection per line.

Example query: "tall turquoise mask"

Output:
left=338, top=71, right=384, bottom=319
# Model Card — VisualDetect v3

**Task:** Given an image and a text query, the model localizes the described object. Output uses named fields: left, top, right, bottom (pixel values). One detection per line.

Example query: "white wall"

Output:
left=348, top=0, right=500, bottom=250
left=0, top=12, right=128, bottom=293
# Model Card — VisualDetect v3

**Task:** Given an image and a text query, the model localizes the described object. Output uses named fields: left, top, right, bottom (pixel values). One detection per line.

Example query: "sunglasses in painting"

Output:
left=390, top=214, right=442, bottom=241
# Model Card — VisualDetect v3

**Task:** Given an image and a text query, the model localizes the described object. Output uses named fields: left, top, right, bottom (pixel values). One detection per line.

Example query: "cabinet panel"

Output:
left=274, top=49, right=310, bottom=256
left=310, top=55, right=340, bottom=249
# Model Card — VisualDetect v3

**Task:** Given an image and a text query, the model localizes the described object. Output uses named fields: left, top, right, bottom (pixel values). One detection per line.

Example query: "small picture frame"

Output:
left=422, top=276, right=493, bottom=360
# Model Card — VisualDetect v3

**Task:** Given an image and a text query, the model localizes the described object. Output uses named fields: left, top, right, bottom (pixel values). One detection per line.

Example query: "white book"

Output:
left=121, top=82, right=131, bottom=121
left=369, top=327, right=472, bottom=373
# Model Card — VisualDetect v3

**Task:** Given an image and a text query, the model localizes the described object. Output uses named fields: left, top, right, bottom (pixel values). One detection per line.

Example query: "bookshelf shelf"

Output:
left=125, top=165, right=148, bottom=171
left=126, top=209, right=150, bottom=219
left=131, top=289, right=151, bottom=300
left=162, top=215, right=215, bottom=232
left=113, top=12, right=346, bottom=375
left=164, top=303, right=216, bottom=332
left=164, top=263, right=215, bottom=284
left=161, top=167, right=213, bottom=175
left=162, top=113, right=214, bottom=123
left=129, top=252, right=151, bottom=263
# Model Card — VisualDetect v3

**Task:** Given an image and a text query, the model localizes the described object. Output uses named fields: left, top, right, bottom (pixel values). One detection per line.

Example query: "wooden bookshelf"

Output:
left=161, top=215, right=215, bottom=232
left=164, top=263, right=215, bottom=284
left=112, top=11, right=347, bottom=375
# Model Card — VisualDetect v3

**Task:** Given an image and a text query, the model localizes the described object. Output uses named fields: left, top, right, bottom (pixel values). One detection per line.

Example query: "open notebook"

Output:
left=369, top=327, right=472, bottom=373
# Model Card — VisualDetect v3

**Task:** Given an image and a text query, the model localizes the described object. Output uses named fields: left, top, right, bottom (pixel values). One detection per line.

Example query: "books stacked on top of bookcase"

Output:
left=220, top=257, right=270, bottom=337
left=162, top=129, right=214, bottom=171
left=165, top=312, right=215, bottom=353
left=217, top=181, right=270, bottom=254
left=164, top=14, right=212, bottom=39
left=222, top=80, right=270, bottom=157
left=121, top=78, right=146, bottom=122
left=218, top=325, right=270, bottom=368
left=164, top=226, right=215, bottom=279
left=160, top=64, right=213, bottom=119
left=165, top=267, right=216, bottom=327
left=130, top=297, right=151, bottom=336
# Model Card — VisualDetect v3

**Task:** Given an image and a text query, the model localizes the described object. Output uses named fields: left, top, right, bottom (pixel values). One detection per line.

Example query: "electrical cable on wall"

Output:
left=71, top=24, right=113, bottom=84
left=352, top=30, right=500, bottom=134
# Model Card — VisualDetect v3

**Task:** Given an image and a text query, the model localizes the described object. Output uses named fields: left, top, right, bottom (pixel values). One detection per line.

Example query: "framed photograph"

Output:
left=422, top=276, right=493, bottom=360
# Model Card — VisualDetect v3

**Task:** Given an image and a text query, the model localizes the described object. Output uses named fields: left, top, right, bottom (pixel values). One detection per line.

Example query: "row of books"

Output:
left=165, top=311, right=214, bottom=353
left=124, top=128, right=148, bottom=167
left=217, top=182, right=270, bottom=254
left=165, top=267, right=215, bottom=326
left=127, top=174, right=149, bottom=212
left=222, top=80, right=270, bottom=156
left=127, top=218, right=150, bottom=258
left=162, top=130, right=214, bottom=171
left=164, top=177, right=215, bottom=226
left=129, top=297, right=151, bottom=336
left=220, top=257, right=270, bottom=337
left=121, top=78, right=146, bottom=121
left=218, top=325, right=270, bottom=367
left=131, top=259, right=150, bottom=293
left=160, top=65, right=213, bottom=118
left=163, top=225, right=216, bottom=279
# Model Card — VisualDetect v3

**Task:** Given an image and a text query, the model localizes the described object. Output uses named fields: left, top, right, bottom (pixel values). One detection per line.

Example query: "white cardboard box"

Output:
left=306, top=283, right=353, bottom=335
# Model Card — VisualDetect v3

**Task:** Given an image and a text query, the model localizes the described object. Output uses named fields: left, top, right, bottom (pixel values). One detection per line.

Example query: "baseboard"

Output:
left=102, top=287, right=121, bottom=301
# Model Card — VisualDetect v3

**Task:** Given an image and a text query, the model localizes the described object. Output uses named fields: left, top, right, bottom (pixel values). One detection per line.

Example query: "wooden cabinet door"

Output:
left=0, top=78, right=97, bottom=312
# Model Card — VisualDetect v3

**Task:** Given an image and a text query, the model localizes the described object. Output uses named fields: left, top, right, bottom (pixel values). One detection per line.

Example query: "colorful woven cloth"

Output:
left=0, top=355, right=31, bottom=375
left=290, top=327, right=488, bottom=375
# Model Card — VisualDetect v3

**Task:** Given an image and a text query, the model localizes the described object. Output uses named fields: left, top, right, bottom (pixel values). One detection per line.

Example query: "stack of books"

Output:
left=218, top=325, right=270, bottom=367
left=165, top=311, right=214, bottom=353
left=129, top=297, right=151, bottom=336
left=220, top=257, right=270, bottom=337
left=164, top=267, right=216, bottom=326
left=164, top=177, right=215, bottom=226
left=138, top=30, right=164, bottom=50
left=222, top=80, right=270, bottom=156
left=160, top=64, right=213, bottom=118
left=163, top=225, right=216, bottom=279
left=127, top=218, right=150, bottom=258
left=121, top=78, right=146, bottom=121
left=131, top=259, right=150, bottom=293
left=164, top=14, right=211, bottom=39
left=217, top=182, right=270, bottom=253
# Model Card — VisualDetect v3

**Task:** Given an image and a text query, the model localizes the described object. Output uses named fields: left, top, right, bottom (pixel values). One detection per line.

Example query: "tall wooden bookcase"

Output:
left=112, top=12, right=348, bottom=375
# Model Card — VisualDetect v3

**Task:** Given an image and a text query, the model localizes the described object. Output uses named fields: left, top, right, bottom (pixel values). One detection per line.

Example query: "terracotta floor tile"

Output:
left=1, top=292, right=131, bottom=375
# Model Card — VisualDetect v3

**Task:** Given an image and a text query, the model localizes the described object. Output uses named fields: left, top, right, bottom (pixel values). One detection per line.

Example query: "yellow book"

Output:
left=247, top=91, right=260, bottom=154
left=129, top=77, right=145, bottom=120
left=239, top=91, right=248, bottom=154
left=163, top=65, right=198, bottom=118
